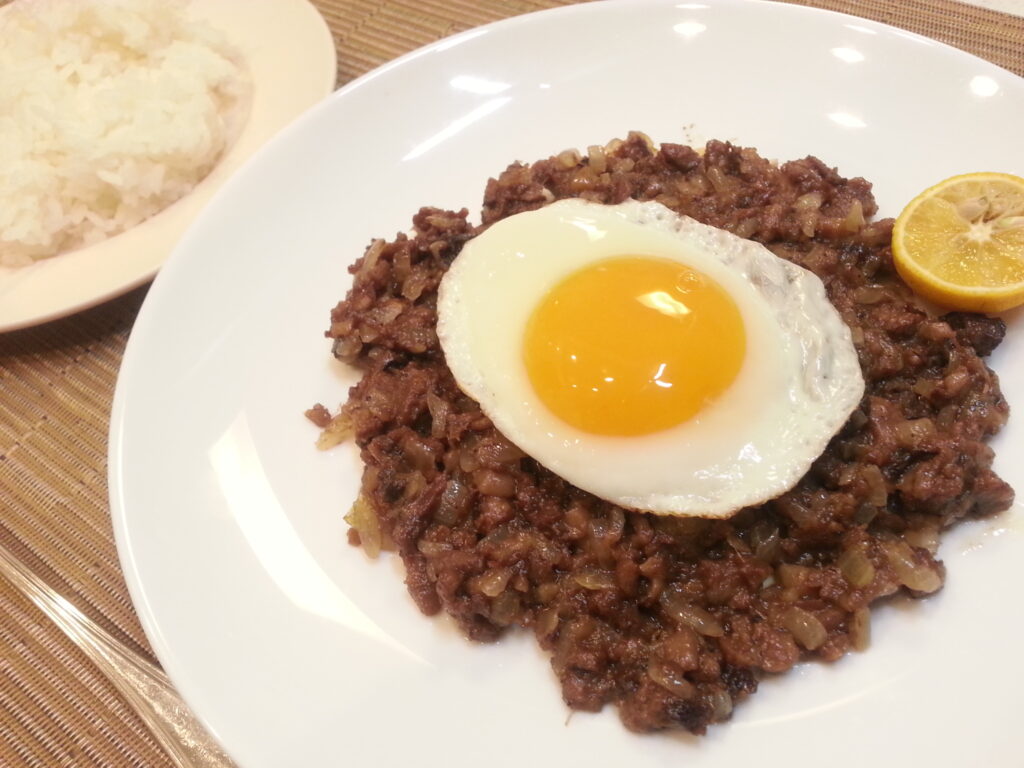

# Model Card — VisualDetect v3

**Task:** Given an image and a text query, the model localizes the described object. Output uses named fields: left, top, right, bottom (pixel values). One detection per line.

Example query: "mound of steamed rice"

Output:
left=0, top=0, right=251, bottom=267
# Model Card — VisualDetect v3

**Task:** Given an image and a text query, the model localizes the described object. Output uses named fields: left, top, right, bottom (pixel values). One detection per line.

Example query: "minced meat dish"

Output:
left=317, top=133, right=1013, bottom=734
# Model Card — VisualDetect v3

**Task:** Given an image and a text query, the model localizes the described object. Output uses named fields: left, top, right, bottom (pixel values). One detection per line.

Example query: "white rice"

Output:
left=0, top=0, right=251, bottom=267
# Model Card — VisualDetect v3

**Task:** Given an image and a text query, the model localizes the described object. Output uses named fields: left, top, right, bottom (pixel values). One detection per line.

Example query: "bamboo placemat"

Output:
left=1, top=1, right=1021, bottom=766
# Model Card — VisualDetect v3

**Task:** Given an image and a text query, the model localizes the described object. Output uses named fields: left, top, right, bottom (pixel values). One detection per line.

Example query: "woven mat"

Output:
left=1, top=1, right=1021, bottom=766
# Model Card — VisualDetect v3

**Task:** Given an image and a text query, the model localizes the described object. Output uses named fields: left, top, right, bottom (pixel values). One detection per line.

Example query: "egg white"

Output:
left=437, top=198, right=864, bottom=517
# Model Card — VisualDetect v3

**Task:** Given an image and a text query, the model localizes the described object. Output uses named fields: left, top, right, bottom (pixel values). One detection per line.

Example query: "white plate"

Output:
left=0, top=0, right=336, bottom=332
left=109, top=2, right=1024, bottom=766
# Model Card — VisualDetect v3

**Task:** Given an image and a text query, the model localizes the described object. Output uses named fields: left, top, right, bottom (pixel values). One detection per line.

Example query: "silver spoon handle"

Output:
left=0, top=544, right=236, bottom=768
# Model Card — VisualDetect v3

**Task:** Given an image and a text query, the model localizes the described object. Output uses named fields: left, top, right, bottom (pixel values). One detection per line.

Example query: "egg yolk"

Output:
left=523, top=256, right=746, bottom=436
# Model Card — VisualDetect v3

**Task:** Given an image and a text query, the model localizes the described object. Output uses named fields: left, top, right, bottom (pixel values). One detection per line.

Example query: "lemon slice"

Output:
left=892, top=172, right=1024, bottom=312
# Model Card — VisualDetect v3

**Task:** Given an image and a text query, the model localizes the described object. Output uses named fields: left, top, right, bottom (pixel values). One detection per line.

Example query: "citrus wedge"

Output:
left=892, top=171, right=1024, bottom=313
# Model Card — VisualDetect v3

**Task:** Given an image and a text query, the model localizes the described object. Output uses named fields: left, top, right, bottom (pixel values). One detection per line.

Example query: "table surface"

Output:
left=2, top=0, right=1023, bottom=766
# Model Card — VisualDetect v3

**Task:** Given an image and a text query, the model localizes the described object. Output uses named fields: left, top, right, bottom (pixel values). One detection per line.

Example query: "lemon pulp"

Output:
left=893, top=172, right=1024, bottom=312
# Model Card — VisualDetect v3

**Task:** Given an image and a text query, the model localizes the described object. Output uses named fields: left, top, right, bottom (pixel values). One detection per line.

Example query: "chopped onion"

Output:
left=573, top=566, right=616, bottom=591
left=912, top=379, right=937, bottom=397
left=647, top=657, right=696, bottom=699
left=315, top=411, right=353, bottom=450
left=861, top=464, right=888, bottom=507
left=557, top=148, right=581, bottom=168
left=749, top=522, right=781, bottom=563
left=706, top=166, right=729, bottom=193
left=782, top=606, right=827, bottom=650
left=332, top=335, right=362, bottom=361
left=393, top=248, right=411, bottom=282
left=374, top=300, right=404, bottom=326
left=417, top=540, right=450, bottom=557
left=344, top=494, right=381, bottom=558
left=850, top=607, right=871, bottom=652
left=732, top=217, right=759, bottom=239
left=793, top=191, right=823, bottom=237
left=403, top=436, right=438, bottom=473
left=838, top=464, right=857, bottom=486
left=841, top=200, right=866, bottom=233
left=425, top=391, right=450, bottom=439
left=435, top=476, right=471, bottom=526
left=941, top=368, right=971, bottom=397
left=357, top=238, right=385, bottom=277
left=400, top=471, right=426, bottom=502
left=853, top=285, right=887, bottom=305
left=569, top=168, right=597, bottom=191
left=837, top=547, right=875, bottom=588
left=536, top=582, right=559, bottom=604
left=883, top=540, right=942, bottom=593
left=477, top=437, right=526, bottom=465
left=776, top=563, right=812, bottom=589
left=708, top=689, right=733, bottom=720
left=424, top=213, right=465, bottom=230
left=903, top=526, right=941, bottom=555
left=458, top=448, right=480, bottom=473
left=660, top=588, right=724, bottom=637
left=477, top=567, right=513, bottom=597
left=726, top=533, right=751, bottom=555
left=472, top=469, right=516, bottom=498
left=793, top=191, right=824, bottom=211
left=895, top=418, right=936, bottom=448
left=490, top=590, right=521, bottom=626
left=589, top=507, right=626, bottom=541
left=535, top=607, right=559, bottom=639
left=402, top=270, right=429, bottom=301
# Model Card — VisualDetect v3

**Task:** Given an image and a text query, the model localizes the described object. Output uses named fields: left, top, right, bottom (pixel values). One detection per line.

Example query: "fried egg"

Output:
left=436, top=198, right=864, bottom=517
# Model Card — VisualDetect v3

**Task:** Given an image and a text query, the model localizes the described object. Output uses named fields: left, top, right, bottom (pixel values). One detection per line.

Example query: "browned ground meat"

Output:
left=322, top=133, right=1013, bottom=734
